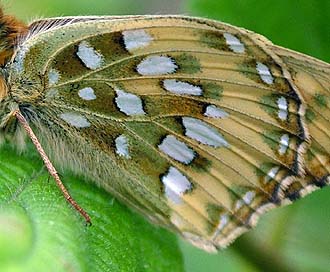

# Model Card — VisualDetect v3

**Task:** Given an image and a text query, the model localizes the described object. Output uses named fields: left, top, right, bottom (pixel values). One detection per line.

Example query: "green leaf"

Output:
left=0, top=143, right=184, bottom=272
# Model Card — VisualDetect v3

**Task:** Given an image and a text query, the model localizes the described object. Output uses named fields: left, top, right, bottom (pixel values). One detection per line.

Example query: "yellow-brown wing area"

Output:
left=271, top=45, right=330, bottom=199
left=9, top=16, right=308, bottom=251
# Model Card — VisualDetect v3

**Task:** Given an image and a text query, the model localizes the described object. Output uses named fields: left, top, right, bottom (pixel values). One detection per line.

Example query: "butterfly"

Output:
left=0, top=9, right=329, bottom=252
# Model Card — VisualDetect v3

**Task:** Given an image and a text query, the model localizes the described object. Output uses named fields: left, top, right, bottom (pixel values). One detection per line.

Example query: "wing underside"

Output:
left=8, top=16, right=327, bottom=251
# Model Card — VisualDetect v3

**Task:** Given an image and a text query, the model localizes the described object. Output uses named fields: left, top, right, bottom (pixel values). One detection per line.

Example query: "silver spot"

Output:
left=256, top=62, right=274, bottom=85
left=182, top=117, right=229, bottom=147
left=123, top=29, right=153, bottom=51
left=205, top=105, right=229, bottom=118
left=78, top=87, right=96, bottom=101
left=115, top=89, right=145, bottom=115
left=212, top=213, right=230, bottom=239
left=137, top=56, right=177, bottom=76
left=76, top=41, right=103, bottom=70
left=218, top=214, right=229, bottom=232
left=162, top=166, right=192, bottom=204
left=243, top=191, right=255, bottom=205
left=224, top=33, right=245, bottom=53
left=59, top=112, right=90, bottom=128
left=13, top=43, right=30, bottom=73
left=48, top=69, right=60, bottom=85
left=277, top=97, right=288, bottom=121
left=158, top=135, right=195, bottom=164
left=279, top=134, right=289, bottom=155
left=115, top=135, right=130, bottom=158
left=235, top=191, right=256, bottom=210
left=235, top=200, right=244, bottom=211
left=163, top=79, right=202, bottom=96
left=264, top=166, right=280, bottom=183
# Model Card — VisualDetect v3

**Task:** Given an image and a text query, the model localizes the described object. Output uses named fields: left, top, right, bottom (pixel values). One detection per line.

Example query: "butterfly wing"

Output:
left=271, top=45, right=330, bottom=198
left=8, top=16, right=310, bottom=251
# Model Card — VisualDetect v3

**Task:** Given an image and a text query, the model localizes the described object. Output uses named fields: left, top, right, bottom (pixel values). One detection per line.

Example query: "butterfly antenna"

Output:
left=14, top=109, right=92, bottom=225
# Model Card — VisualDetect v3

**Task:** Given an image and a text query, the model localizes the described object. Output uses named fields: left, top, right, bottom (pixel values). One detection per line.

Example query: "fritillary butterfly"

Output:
left=0, top=10, right=329, bottom=252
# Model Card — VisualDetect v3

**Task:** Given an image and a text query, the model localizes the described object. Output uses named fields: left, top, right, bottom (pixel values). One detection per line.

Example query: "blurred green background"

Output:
left=2, top=0, right=330, bottom=271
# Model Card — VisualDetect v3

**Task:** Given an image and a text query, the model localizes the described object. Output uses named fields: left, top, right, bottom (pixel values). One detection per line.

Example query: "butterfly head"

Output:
left=0, top=9, right=27, bottom=65
left=0, top=62, right=26, bottom=147
left=0, top=10, right=28, bottom=141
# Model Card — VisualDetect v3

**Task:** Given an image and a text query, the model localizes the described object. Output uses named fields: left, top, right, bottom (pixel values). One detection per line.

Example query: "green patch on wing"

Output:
left=175, top=53, right=201, bottom=74
left=260, top=94, right=278, bottom=116
left=199, top=31, right=229, bottom=51
left=156, top=117, right=186, bottom=136
left=305, top=108, right=316, bottom=123
left=314, top=93, right=328, bottom=108
left=206, top=203, right=224, bottom=234
left=190, top=154, right=212, bottom=173
left=255, top=162, right=275, bottom=179
left=230, top=185, right=250, bottom=197
left=203, top=82, right=223, bottom=100
left=306, top=149, right=314, bottom=162
left=262, top=130, right=282, bottom=151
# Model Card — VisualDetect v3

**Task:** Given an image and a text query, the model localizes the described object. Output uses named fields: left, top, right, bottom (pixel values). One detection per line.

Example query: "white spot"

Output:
left=13, top=43, right=30, bottom=73
left=224, top=33, right=245, bottom=53
left=115, top=89, right=145, bottom=115
left=264, top=166, right=280, bottom=183
left=137, top=56, right=177, bottom=76
left=115, top=135, right=130, bottom=158
left=78, top=87, right=96, bottom=101
left=45, top=88, right=59, bottom=100
left=205, top=105, right=229, bottom=118
left=59, top=112, right=90, bottom=128
left=182, top=117, right=229, bottom=147
left=218, top=214, right=229, bottom=232
left=158, top=135, right=195, bottom=164
left=123, top=29, right=153, bottom=51
left=243, top=191, right=255, bottom=205
left=48, top=69, right=60, bottom=85
left=235, top=200, right=243, bottom=211
left=256, top=62, right=274, bottom=85
left=277, top=96, right=288, bottom=121
left=163, top=79, right=202, bottom=96
left=76, top=41, right=103, bottom=70
left=162, top=166, right=192, bottom=204
left=279, top=134, right=290, bottom=155
left=212, top=213, right=230, bottom=239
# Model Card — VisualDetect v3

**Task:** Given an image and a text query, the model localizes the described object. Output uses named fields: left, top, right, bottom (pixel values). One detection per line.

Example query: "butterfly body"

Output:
left=0, top=12, right=329, bottom=252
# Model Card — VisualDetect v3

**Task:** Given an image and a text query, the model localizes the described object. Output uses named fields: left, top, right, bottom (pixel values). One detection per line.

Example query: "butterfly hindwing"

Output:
left=272, top=46, right=330, bottom=199
left=8, top=16, right=316, bottom=251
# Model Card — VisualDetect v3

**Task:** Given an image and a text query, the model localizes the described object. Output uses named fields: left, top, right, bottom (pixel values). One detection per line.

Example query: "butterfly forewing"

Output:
left=6, top=15, right=326, bottom=251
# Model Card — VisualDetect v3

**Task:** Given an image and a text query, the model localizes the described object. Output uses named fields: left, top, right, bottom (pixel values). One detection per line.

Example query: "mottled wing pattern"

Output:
left=271, top=46, right=330, bottom=199
left=9, top=16, right=310, bottom=251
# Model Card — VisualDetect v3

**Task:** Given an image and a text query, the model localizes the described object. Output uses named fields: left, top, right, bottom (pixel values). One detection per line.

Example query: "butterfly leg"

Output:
left=14, top=109, right=92, bottom=225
